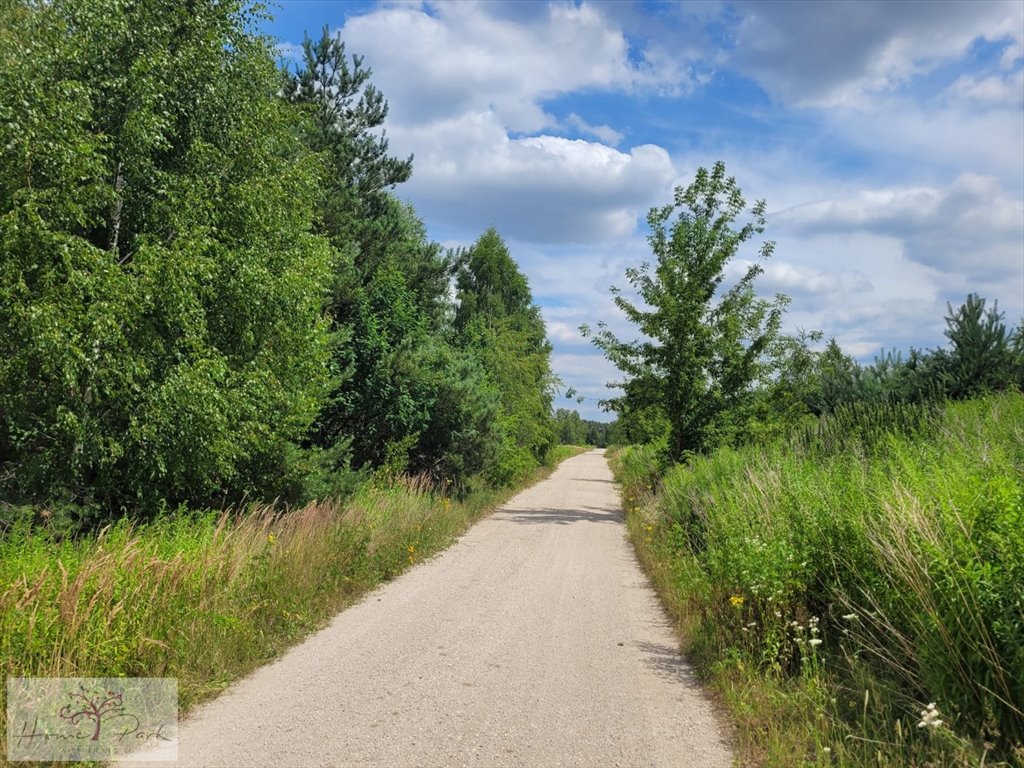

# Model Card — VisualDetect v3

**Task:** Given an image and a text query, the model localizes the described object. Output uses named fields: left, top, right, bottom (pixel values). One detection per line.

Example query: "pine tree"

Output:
left=942, top=294, right=1015, bottom=398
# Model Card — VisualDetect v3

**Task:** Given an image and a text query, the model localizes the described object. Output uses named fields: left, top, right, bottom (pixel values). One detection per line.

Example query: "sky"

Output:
left=262, top=0, right=1024, bottom=421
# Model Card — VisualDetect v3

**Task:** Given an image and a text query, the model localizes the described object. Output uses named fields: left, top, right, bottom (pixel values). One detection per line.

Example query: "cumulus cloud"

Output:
left=339, top=0, right=687, bottom=131
left=392, top=113, right=675, bottom=242
left=774, top=174, right=1024, bottom=280
left=271, top=0, right=1023, bottom=408
left=730, top=0, right=1024, bottom=107
left=311, top=1, right=688, bottom=243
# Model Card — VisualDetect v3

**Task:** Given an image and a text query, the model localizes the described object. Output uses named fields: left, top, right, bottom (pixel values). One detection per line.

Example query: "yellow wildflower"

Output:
left=730, top=595, right=744, bottom=608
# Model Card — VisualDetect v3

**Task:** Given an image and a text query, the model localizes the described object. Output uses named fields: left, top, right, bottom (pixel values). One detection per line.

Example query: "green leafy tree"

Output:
left=454, top=228, right=556, bottom=482
left=285, top=30, right=477, bottom=484
left=1012, top=318, right=1024, bottom=388
left=553, top=409, right=586, bottom=445
left=0, top=0, right=332, bottom=516
left=583, top=162, right=787, bottom=460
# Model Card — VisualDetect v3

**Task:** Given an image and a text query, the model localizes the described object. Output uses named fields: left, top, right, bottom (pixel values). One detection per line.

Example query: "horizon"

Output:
left=262, top=0, right=1024, bottom=421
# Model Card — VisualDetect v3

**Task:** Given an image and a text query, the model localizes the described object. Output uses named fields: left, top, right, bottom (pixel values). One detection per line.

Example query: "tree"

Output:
left=553, top=409, right=586, bottom=445
left=941, top=293, right=1016, bottom=399
left=454, top=228, right=556, bottom=481
left=0, top=0, right=333, bottom=516
left=284, top=26, right=412, bottom=264
left=582, top=162, right=787, bottom=460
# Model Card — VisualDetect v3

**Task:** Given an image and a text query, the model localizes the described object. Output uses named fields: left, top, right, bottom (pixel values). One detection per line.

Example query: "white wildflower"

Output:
left=917, top=702, right=943, bottom=730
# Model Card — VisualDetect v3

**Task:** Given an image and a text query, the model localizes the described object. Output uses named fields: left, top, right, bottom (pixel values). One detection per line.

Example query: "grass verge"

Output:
left=0, top=445, right=587, bottom=765
left=612, top=394, right=1023, bottom=767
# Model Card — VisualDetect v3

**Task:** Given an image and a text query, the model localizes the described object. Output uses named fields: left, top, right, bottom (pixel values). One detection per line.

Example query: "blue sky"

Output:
left=262, top=0, right=1024, bottom=421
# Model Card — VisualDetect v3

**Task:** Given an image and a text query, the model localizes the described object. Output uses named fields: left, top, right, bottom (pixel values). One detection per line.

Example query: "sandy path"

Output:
left=128, top=449, right=731, bottom=767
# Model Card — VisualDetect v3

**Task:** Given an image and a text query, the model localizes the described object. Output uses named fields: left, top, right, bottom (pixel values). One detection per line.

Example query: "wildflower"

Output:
left=808, top=638, right=823, bottom=647
left=267, top=533, right=276, bottom=544
left=729, top=595, right=744, bottom=608
left=917, top=702, right=943, bottom=729
left=408, top=545, right=416, bottom=554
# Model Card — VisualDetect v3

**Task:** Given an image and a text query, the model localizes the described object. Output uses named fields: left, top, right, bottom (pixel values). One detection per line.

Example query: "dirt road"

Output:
left=130, top=449, right=731, bottom=767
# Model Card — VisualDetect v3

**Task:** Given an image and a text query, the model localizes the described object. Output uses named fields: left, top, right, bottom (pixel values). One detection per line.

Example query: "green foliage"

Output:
left=0, top=0, right=332, bottom=517
left=583, top=161, right=787, bottom=460
left=793, top=296, right=1022, bottom=417
left=552, top=408, right=614, bottom=447
left=455, top=228, right=556, bottom=474
left=283, top=32, right=505, bottom=489
left=616, top=393, right=1024, bottom=765
left=941, top=293, right=1018, bottom=399
left=284, top=25, right=413, bottom=260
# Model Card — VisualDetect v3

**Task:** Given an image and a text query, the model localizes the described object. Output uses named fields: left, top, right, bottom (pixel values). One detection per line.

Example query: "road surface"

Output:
left=129, top=449, right=732, bottom=767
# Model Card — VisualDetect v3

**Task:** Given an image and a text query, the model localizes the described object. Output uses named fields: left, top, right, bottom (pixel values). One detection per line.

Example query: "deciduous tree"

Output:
left=583, top=162, right=787, bottom=460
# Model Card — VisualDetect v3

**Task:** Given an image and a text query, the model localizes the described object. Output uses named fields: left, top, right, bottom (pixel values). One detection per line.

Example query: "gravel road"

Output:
left=128, top=449, right=732, bottom=767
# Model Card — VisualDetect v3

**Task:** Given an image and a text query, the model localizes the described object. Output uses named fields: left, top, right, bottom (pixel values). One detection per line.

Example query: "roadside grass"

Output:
left=0, top=445, right=587, bottom=764
left=612, top=394, right=1024, bottom=767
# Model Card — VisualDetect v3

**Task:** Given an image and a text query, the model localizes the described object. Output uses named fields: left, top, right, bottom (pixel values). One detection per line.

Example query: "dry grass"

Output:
left=0, top=445, right=587, bottom=765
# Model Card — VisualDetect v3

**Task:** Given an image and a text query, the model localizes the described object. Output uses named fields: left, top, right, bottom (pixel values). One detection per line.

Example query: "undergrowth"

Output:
left=613, top=394, right=1024, bottom=767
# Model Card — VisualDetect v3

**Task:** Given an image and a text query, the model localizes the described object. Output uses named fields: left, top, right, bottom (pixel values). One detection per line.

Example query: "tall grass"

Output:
left=0, top=446, right=586, bottom=764
left=614, top=394, right=1024, bottom=767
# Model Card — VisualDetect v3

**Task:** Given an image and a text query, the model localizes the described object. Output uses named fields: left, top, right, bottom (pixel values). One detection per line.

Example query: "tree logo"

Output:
left=7, top=677, right=178, bottom=762
left=58, top=684, right=137, bottom=742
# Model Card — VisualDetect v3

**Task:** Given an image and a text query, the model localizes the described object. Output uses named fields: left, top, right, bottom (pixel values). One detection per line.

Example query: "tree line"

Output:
left=585, top=161, right=1024, bottom=459
left=0, top=2, right=555, bottom=527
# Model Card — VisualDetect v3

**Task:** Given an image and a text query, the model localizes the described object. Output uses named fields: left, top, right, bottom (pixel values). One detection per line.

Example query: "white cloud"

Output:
left=565, top=113, right=624, bottom=146
left=821, top=99, right=1024, bottom=191
left=946, top=70, right=1024, bottom=107
left=315, top=2, right=686, bottom=243
left=730, top=0, right=1024, bottom=107
left=393, top=113, right=676, bottom=242
left=774, top=174, right=1024, bottom=279
left=339, top=1, right=685, bottom=132
left=273, top=0, right=1024, bottom=407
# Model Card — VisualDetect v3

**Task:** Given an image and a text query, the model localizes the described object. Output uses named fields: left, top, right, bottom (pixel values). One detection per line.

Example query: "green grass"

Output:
left=0, top=445, right=587, bottom=765
left=612, top=394, right=1024, bottom=767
